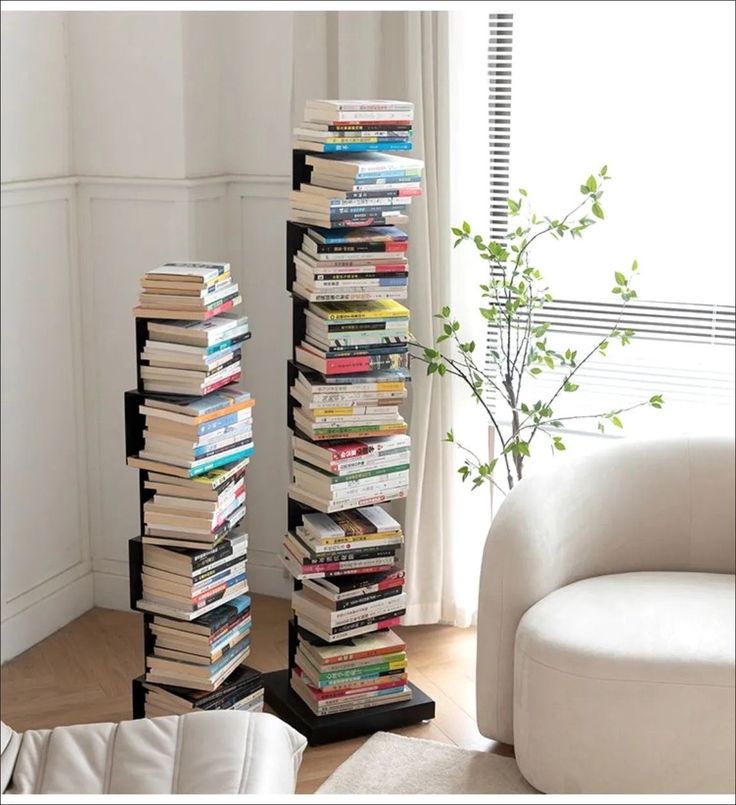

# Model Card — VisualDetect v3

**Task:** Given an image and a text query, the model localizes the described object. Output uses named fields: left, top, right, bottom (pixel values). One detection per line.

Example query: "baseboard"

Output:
left=90, top=559, right=291, bottom=615
left=1, top=573, right=94, bottom=663
left=93, top=570, right=131, bottom=611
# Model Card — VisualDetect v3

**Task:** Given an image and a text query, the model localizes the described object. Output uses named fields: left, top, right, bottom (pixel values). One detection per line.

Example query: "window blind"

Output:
left=484, top=12, right=735, bottom=433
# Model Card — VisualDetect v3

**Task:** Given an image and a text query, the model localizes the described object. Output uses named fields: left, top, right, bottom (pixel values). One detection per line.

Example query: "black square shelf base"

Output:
left=262, top=668, right=435, bottom=745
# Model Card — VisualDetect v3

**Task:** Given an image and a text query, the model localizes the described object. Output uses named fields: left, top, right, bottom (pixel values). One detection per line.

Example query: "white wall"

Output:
left=1, top=12, right=92, bottom=661
left=2, top=9, right=409, bottom=660
left=69, top=12, right=187, bottom=178
left=0, top=12, right=71, bottom=182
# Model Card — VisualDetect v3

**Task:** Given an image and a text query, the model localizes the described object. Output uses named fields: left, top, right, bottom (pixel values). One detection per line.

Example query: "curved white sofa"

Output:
left=1, top=711, right=306, bottom=795
left=476, top=436, right=736, bottom=793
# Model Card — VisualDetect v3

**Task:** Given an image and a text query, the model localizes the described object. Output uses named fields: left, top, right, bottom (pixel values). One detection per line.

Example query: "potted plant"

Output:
left=413, top=166, right=664, bottom=493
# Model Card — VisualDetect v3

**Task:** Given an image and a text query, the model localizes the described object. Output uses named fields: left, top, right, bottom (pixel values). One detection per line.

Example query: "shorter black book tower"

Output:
left=262, top=147, right=436, bottom=744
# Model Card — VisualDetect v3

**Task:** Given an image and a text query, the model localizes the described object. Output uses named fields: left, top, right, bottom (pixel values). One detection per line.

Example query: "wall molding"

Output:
left=2, top=173, right=290, bottom=194
left=1, top=172, right=292, bottom=663
left=1, top=572, right=94, bottom=664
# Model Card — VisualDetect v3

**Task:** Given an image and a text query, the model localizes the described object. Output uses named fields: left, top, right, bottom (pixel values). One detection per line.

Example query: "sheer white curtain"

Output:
left=290, top=10, right=491, bottom=626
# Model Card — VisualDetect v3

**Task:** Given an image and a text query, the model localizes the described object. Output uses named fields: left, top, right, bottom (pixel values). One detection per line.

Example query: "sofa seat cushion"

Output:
left=514, top=571, right=736, bottom=793
left=517, top=571, right=735, bottom=685
left=4, top=711, right=307, bottom=795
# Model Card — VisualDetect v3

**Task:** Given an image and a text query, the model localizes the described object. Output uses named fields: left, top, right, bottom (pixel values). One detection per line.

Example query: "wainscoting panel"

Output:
left=77, top=181, right=192, bottom=582
left=229, top=180, right=292, bottom=598
left=0, top=180, right=93, bottom=660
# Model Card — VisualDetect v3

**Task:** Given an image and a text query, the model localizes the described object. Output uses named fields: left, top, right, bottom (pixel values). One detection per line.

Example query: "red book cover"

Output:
left=326, top=119, right=413, bottom=126
left=383, top=241, right=409, bottom=251
left=298, top=670, right=408, bottom=700
left=202, top=297, right=239, bottom=320
left=201, top=372, right=241, bottom=395
left=302, top=563, right=396, bottom=577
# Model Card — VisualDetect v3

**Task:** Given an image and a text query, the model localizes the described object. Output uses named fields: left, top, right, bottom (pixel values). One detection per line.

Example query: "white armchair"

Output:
left=476, top=436, right=735, bottom=793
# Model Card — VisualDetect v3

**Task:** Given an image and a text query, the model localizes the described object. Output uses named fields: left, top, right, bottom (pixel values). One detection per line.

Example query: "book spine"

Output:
left=312, top=242, right=408, bottom=254
left=189, top=445, right=254, bottom=477
left=323, top=353, right=409, bottom=375
left=328, top=610, right=405, bottom=636
left=299, top=547, right=396, bottom=566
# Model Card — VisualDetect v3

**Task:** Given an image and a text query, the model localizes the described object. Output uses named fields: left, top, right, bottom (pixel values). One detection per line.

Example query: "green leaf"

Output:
left=586, top=175, right=597, bottom=192
left=598, top=421, right=606, bottom=434
left=451, top=227, right=464, bottom=237
left=529, top=367, right=542, bottom=375
left=592, top=202, right=604, bottom=219
left=438, top=363, right=447, bottom=376
left=445, top=430, right=455, bottom=442
left=563, top=382, right=579, bottom=392
left=611, top=415, right=623, bottom=428
left=441, top=305, right=450, bottom=318
left=426, top=363, right=438, bottom=375
left=631, top=259, right=639, bottom=272
left=519, top=188, right=528, bottom=196
left=649, top=394, right=664, bottom=409
left=614, top=271, right=627, bottom=285
left=462, top=221, right=471, bottom=234
left=553, top=436, right=566, bottom=451
left=600, top=164, right=608, bottom=176
left=580, top=184, right=590, bottom=195
left=544, top=356, right=555, bottom=369
left=507, top=199, right=520, bottom=214
left=517, top=441, right=531, bottom=457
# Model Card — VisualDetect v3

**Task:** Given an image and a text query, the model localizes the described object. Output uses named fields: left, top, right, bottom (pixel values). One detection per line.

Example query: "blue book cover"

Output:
left=205, top=331, right=251, bottom=355
left=197, top=409, right=253, bottom=437
left=193, top=436, right=253, bottom=461
left=350, top=175, right=420, bottom=186
left=205, top=636, right=250, bottom=674
left=146, top=389, right=251, bottom=417
left=309, top=226, right=408, bottom=244
left=354, top=169, right=421, bottom=181
left=312, top=142, right=413, bottom=153
left=189, top=445, right=255, bottom=477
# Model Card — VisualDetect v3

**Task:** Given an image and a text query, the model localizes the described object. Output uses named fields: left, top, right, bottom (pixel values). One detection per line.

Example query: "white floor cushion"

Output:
left=514, top=571, right=735, bottom=794
left=2, top=711, right=307, bottom=795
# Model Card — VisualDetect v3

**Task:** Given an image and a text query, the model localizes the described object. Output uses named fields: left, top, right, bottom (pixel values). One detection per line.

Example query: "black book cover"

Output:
left=328, top=607, right=407, bottom=636
left=332, top=585, right=404, bottom=612
left=300, top=546, right=398, bottom=566
left=310, top=271, right=408, bottom=281
left=310, top=241, right=407, bottom=254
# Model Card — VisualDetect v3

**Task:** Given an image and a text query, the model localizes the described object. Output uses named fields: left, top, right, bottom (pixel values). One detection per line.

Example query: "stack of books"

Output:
left=282, top=506, right=405, bottom=580
left=135, top=262, right=242, bottom=321
left=138, top=311, right=249, bottom=395
left=282, top=99, right=422, bottom=718
left=139, top=533, right=248, bottom=619
left=295, top=299, right=410, bottom=378
left=288, top=435, right=411, bottom=512
left=144, top=664, right=264, bottom=717
left=293, top=226, right=409, bottom=302
left=128, top=391, right=254, bottom=494
left=293, top=99, right=414, bottom=153
left=289, top=151, right=423, bottom=229
left=290, top=630, right=410, bottom=716
left=127, top=260, right=263, bottom=717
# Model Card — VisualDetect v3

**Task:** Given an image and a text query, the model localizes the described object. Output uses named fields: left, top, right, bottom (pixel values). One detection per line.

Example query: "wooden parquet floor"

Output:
left=0, top=595, right=511, bottom=793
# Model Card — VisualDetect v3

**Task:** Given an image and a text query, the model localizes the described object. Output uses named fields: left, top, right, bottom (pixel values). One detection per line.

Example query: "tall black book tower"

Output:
left=125, top=282, right=259, bottom=718
left=262, top=115, right=435, bottom=744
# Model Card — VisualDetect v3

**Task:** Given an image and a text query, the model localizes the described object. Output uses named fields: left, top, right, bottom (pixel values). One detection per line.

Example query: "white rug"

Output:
left=316, top=731, right=537, bottom=794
